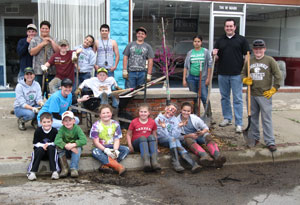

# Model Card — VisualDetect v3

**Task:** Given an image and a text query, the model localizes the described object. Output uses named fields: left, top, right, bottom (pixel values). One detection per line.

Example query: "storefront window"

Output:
left=133, top=0, right=210, bottom=87
left=246, top=5, right=300, bottom=86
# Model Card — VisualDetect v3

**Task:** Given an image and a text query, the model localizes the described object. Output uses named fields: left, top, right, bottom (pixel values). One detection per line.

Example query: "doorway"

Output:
left=4, top=18, right=33, bottom=88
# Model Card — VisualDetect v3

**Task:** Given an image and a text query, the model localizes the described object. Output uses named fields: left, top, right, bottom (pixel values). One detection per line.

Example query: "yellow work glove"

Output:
left=74, top=88, right=82, bottom=96
left=263, top=87, right=277, bottom=99
left=242, top=77, right=253, bottom=86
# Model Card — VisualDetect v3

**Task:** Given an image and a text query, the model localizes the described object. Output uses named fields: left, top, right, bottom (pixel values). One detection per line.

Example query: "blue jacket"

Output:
left=17, top=38, right=33, bottom=72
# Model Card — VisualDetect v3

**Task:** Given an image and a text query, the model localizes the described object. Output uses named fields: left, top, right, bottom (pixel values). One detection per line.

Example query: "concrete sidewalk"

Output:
left=0, top=90, right=300, bottom=176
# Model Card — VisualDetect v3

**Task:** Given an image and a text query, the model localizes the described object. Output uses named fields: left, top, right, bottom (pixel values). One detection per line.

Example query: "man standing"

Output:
left=94, top=24, right=119, bottom=77
left=213, top=19, right=250, bottom=133
left=123, top=27, right=154, bottom=88
left=29, top=20, right=59, bottom=96
left=16, top=24, right=37, bottom=82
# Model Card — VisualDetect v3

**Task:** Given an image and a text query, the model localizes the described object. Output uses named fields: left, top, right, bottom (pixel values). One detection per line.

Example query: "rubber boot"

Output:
left=106, top=157, right=126, bottom=176
left=148, top=135, right=161, bottom=171
left=139, top=137, right=152, bottom=172
left=206, top=140, right=226, bottom=168
left=59, top=155, right=69, bottom=178
left=98, top=164, right=114, bottom=174
left=185, top=138, right=214, bottom=167
left=181, top=152, right=202, bottom=174
left=170, top=148, right=185, bottom=173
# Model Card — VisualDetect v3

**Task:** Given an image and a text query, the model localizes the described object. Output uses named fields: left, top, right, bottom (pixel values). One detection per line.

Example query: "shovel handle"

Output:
left=247, top=51, right=251, bottom=116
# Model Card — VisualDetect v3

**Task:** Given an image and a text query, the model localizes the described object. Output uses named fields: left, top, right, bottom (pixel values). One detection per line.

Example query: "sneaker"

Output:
left=235, top=125, right=242, bottom=133
left=27, top=172, right=37, bottom=181
left=51, top=171, right=59, bottom=180
left=219, top=119, right=232, bottom=127
left=18, top=118, right=26, bottom=131
left=70, top=169, right=79, bottom=178
left=268, top=145, right=277, bottom=152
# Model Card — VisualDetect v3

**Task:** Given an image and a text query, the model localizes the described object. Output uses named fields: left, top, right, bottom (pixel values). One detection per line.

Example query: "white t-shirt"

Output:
left=79, top=77, right=117, bottom=97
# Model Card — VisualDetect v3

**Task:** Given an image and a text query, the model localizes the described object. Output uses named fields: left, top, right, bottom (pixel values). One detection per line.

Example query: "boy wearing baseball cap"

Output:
left=54, top=111, right=87, bottom=178
left=41, top=39, right=83, bottom=93
left=75, top=67, right=121, bottom=109
left=241, top=39, right=282, bottom=152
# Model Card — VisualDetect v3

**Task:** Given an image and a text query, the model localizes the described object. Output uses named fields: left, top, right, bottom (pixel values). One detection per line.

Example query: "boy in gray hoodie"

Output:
left=14, top=67, right=44, bottom=130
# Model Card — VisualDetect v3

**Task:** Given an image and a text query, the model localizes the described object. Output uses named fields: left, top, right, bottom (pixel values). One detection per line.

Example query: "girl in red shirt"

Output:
left=126, top=104, right=161, bottom=172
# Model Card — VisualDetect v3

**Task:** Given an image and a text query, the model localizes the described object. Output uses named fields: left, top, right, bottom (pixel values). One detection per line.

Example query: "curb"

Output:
left=1, top=144, right=300, bottom=176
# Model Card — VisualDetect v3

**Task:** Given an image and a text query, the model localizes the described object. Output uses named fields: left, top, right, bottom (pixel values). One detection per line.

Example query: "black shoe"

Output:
left=18, top=118, right=26, bottom=131
left=31, top=119, right=38, bottom=129
left=268, top=145, right=277, bottom=152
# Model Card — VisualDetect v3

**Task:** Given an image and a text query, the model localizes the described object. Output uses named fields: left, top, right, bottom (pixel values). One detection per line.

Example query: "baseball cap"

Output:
left=27, top=24, right=37, bottom=31
left=24, top=67, right=34, bottom=74
left=97, top=67, right=108, bottom=74
left=136, top=27, right=147, bottom=34
left=61, top=78, right=73, bottom=87
left=253, top=39, right=266, bottom=48
left=62, top=111, right=75, bottom=120
left=58, top=39, right=69, bottom=46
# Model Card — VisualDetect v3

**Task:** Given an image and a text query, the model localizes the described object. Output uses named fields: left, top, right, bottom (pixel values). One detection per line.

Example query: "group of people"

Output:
left=28, top=101, right=226, bottom=181
left=183, top=18, right=282, bottom=152
left=14, top=18, right=282, bottom=180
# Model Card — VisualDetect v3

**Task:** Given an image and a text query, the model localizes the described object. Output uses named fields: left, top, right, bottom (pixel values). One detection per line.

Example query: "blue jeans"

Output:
left=38, top=116, right=80, bottom=130
left=127, top=71, right=146, bottom=88
left=99, top=93, right=119, bottom=108
left=73, top=72, right=91, bottom=92
left=187, top=75, right=208, bottom=107
left=57, top=147, right=82, bottom=170
left=158, top=137, right=187, bottom=154
left=15, top=106, right=38, bottom=121
left=92, top=145, right=129, bottom=165
left=218, top=74, right=243, bottom=126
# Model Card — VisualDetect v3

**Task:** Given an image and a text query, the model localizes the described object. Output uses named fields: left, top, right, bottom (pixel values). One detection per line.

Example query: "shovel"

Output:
left=202, top=55, right=216, bottom=126
left=243, top=51, right=255, bottom=147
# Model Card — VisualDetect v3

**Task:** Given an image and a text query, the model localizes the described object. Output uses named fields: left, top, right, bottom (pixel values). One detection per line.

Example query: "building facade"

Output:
left=1, top=0, right=300, bottom=90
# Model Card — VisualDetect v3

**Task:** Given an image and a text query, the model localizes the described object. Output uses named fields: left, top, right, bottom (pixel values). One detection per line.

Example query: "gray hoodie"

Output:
left=14, top=79, right=42, bottom=108
left=155, top=113, right=182, bottom=139
left=184, top=48, right=212, bottom=80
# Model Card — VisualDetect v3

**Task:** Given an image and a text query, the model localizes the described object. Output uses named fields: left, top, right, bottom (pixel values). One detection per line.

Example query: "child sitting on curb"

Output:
left=54, top=111, right=87, bottom=178
left=127, top=104, right=161, bottom=172
left=90, top=104, right=129, bottom=176
left=155, top=103, right=201, bottom=173
left=27, top=112, right=60, bottom=181
left=177, top=102, right=226, bottom=168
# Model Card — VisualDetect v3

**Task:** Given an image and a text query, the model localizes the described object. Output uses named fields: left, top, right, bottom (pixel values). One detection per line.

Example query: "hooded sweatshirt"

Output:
left=14, top=79, right=42, bottom=108
left=177, top=114, right=208, bottom=135
left=155, top=113, right=182, bottom=139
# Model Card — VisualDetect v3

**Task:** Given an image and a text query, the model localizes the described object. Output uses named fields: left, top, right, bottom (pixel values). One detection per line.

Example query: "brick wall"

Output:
left=123, top=97, right=196, bottom=119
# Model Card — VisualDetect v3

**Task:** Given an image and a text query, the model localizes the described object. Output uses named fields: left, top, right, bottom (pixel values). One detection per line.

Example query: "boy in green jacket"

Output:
left=55, top=111, right=87, bottom=178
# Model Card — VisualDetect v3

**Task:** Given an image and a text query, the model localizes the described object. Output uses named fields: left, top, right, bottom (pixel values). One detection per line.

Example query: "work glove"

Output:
left=147, top=74, right=152, bottom=82
left=113, top=150, right=120, bottom=159
left=32, top=107, right=39, bottom=113
left=242, top=77, right=253, bottom=86
left=104, top=148, right=115, bottom=158
left=72, top=51, right=78, bottom=63
left=41, top=65, right=48, bottom=72
left=122, top=70, right=128, bottom=79
left=39, top=101, right=44, bottom=107
left=74, top=88, right=82, bottom=96
left=263, top=87, right=277, bottom=99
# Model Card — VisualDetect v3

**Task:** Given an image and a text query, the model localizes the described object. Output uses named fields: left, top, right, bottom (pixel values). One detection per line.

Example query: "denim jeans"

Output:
left=99, top=93, right=119, bottom=108
left=127, top=71, right=146, bottom=88
left=15, top=106, right=38, bottom=121
left=38, top=116, right=80, bottom=130
left=158, top=137, right=187, bottom=154
left=92, top=145, right=129, bottom=165
left=187, top=75, right=208, bottom=107
left=218, top=74, right=243, bottom=126
left=57, top=147, right=82, bottom=170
